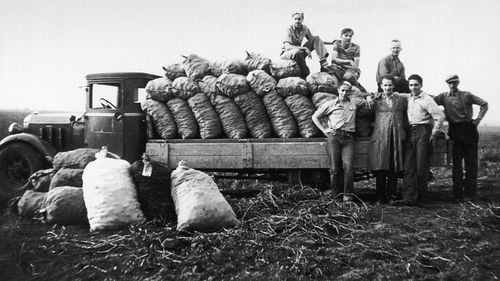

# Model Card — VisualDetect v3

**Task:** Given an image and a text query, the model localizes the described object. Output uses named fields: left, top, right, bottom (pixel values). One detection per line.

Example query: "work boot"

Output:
left=319, top=59, right=329, bottom=72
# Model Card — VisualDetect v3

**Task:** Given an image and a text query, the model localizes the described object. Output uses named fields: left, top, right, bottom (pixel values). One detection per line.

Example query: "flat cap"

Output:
left=445, top=74, right=460, bottom=83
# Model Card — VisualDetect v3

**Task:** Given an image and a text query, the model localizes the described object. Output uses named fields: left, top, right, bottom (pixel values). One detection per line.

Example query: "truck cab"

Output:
left=0, top=72, right=159, bottom=199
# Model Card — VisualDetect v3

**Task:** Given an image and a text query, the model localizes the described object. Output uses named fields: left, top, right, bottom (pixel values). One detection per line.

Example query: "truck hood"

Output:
left=24, top=112, right=84, bottom=127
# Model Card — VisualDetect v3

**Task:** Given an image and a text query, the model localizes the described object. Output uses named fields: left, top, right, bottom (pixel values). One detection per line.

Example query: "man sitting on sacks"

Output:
left=328, top=28, right=361, bottom=83
left=281, top=12, right=329, bottom=79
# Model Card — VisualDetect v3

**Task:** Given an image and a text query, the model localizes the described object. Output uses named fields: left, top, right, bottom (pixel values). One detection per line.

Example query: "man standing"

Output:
left=434, top=75, right=488, bottom=202
left=394, top=74, right=445, bottom=206
left=281, top=12, right=329, bottom=78
left=376, top=40, right=409, bottom=93
left=329, top=28, right=361, bottom=83
left=368, top=75, right=409, bottom=203
left=312, top=81, right=372, bottom=202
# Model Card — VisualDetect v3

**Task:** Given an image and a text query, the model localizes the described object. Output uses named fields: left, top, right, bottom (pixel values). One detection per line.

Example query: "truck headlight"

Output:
left=8, top=123, right=23, bottom=134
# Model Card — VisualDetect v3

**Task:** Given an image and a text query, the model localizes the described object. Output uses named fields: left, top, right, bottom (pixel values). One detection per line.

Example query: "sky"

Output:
left=1, top=0, right=500, bottom=125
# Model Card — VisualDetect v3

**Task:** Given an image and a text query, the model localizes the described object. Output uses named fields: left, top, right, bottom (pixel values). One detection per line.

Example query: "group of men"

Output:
left=284, top=12, right=489, bottom=205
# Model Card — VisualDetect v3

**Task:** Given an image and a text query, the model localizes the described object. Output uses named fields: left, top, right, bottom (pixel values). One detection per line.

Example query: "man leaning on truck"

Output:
left=312, top=81, right=373, bottom=202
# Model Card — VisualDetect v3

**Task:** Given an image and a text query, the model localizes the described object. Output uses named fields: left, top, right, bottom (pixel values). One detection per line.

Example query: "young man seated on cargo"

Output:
left=312, top=81, right=373, bottom=202
left=281, top=12, right=329, bottom=79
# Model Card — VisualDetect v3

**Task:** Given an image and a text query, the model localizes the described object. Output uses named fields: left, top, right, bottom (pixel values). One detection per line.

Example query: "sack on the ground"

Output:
left=285, top=95, right=321, bottom=138
left=276, top=77, right=309, bottom=97
left=141, top=99, right=178, bottom=139
left=199, top=75, right=220, bottom=96
left=163, top=63, right=186, bottom=80
left=17, top=190, right=46, bottom=218
left=130, top=159, right=176, bottom=222
left=270, top=60, right=301, bottom=80
left=167, top=98, right=199, bottom=139
left=311, top=92, right=337, bottom=108
left=172, top=77, right=200, bottom=100
left=210, top=58, right=247, bottom=77
left=53, top=148, right=100, bottom=170
left=170, top=161, right=239, bottom=232
left=182, top=54, right=211, bottom=81
left=246, top=70, right=277, bottom=97
left=44, top=186, right=88, bottom=225
left=216, top=74, right=250, bottom=98
left=29, top=168, right=54, bottom=192
left=145, top=77, right=175, bottom=102
left=188, top=93, right=223, bottom=139
left=82, top=150, right=145, bottom=231
left=306, top=72, right=338, bottom=94
left=263, top=91, right=298, bottom=138
left=244, top=51, right=272, bottom=73
left=234, top=91, right=273, bottom=138
left=49, top=168, right=83, bottom=190
left=210, top=94, right=248, bottom=139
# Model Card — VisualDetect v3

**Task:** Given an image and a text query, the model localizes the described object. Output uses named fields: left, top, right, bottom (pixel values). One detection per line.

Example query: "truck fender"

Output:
left=0, top=133, right=57, bottom=163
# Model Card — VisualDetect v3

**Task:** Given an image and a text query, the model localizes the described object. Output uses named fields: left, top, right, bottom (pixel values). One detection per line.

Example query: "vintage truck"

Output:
left=0, top=72, right=447, bottom=197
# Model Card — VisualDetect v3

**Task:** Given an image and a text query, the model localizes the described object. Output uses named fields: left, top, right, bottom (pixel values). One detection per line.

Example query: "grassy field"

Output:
left=0, top=109, right=499, bottom=280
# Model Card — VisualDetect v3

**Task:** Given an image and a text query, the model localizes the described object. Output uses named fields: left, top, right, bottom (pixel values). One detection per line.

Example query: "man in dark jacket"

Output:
left=434, top=74, right=488, bottom=202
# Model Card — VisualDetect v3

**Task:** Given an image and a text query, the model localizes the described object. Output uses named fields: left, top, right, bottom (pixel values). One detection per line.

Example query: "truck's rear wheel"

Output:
left=0, top=143, right=44, bottom=205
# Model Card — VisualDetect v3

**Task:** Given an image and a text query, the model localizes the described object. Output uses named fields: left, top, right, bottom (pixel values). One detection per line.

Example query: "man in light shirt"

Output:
left=434, top=74, right=488, bottom=202
left=394, top=74, right=445, bottom=206
left=281, top=12, right=329, bottom=78
left=312, top=81, right=373, bottom=202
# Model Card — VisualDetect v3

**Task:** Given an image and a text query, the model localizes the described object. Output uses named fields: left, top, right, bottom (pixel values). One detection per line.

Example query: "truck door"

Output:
left=84, top=82, right=124, bottom=156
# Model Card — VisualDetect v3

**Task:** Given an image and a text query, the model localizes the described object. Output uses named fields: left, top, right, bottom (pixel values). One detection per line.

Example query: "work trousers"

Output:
left=452, top=137, right=479, bottom=199
left=281, top=35, right=328, bottom=78
left=402, top=124, right=432, bottom=202
left=374, top=129, right=399, bottom=201
left=326, top=132, right=355, bottom=196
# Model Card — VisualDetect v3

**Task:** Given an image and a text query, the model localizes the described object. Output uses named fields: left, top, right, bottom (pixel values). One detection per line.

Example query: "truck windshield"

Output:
left=91, top=84, right=119, bottom=109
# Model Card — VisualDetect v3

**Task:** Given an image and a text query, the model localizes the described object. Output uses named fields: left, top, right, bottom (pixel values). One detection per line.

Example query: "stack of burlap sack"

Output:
left=143, top=52, right=374, bottom=140
left=13, top=148, right=239, bottom=233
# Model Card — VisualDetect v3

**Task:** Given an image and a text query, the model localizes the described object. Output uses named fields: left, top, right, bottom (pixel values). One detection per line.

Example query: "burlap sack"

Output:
left=130, top=159, right=176, bottom=222
left=216, top=74, right=250, bottom=98
left=263, top=91, right=298, bottom=138
left=182, top=54, right=211, bottom=81
left=44, top=186, right=88, bottom=225
left=145, top=77, right=175, bottom=102
left=311, top=92, right=337, bottom=109
left=244, top=51, right=272, bottom=73
left=49, top=168, right=83, bottom=190
left=210, top=94, right=248, bottom=139
left=141, top=99, right=178, bottom=139
left=306, top=72, right=338, bottom=94
left=210, top=58, right=247, bottom=77
left=188, top=93, right=223, bottom=139
left=270, top=60, right=301, bottom=80
left=171, top=161, right=239, bottom=232
left=17, top=190, right=46, bottom=218
left=172, top=77, right=200, bottom=100
left=53, top=148, right=100, bottom=170
left=167, top=98, right=199, bottom=139
left=199, top=75, right=219, bottom=96
left=246, top=70, right=277, bottom=97
left=163, top=63, right=186, bottom=80
left=29, top=168, right=54, bottom=192
left=276, top=77, right=309, bottom=97
left=234, top=91, right=273, bottom=138
left=285, top=95, right=321, bottom=138
left=82, top=153, right=145, bottom=232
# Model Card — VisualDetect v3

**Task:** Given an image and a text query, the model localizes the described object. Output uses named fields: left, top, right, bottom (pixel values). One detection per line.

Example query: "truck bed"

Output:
left=145, top=137, right=448, bottom=171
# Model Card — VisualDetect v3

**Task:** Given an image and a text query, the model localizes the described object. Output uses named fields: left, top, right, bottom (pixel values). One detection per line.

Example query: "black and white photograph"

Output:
left=1, top=0, right=499, bottom=280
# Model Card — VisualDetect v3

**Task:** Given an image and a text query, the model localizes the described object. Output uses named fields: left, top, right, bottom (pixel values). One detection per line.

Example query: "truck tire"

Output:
left=0, top=143, right=44, bottom=205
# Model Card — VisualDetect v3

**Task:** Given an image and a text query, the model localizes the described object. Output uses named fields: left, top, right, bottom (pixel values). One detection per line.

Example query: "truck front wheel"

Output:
left=0, top=143, right=44, bottom=205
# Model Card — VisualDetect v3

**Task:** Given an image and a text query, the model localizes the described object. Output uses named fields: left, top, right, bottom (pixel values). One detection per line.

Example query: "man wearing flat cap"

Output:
left=434, top=74, right=488, bottom=202
left=281, top=12, right=329, bottom=79
left=312, top=81, right=373, bottom=202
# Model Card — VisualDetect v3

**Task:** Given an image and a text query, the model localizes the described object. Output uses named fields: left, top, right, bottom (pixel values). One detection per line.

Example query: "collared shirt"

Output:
left=406, top=92, right=445, bottom=133
left=283, top=24, right=313, bottom=48
left=383, top=93, right=394, bottom=109
left=332, top=40, right=360, bottom=70
left=313, top=97, right=368, bottom=133
left=434, top=90, right=488, bottom=123
left=376, top=55, right=405, bottom=83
